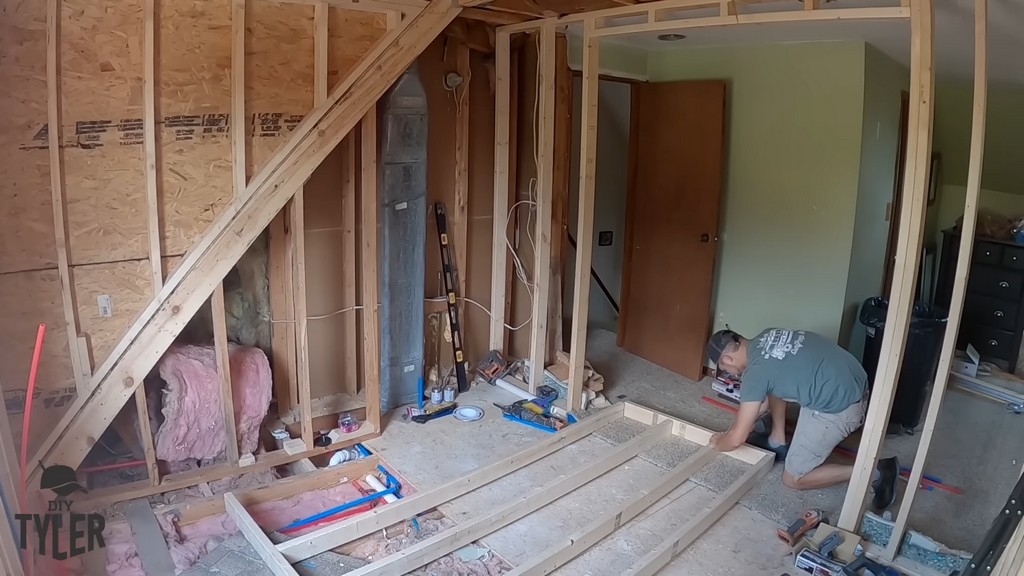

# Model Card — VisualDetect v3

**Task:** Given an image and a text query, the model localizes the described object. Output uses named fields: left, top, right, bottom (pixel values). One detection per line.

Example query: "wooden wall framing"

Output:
left=2, top=0, right=459, bottom=513
left=480, top=0, right=1020, bottom=568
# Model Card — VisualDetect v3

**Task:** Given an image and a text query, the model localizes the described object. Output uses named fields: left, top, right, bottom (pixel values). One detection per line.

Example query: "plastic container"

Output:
left=860, top=297, right=948, bottom=433
left=328, top=448, right=362, bottom=467
left=271, top=428, right=290, bottom=450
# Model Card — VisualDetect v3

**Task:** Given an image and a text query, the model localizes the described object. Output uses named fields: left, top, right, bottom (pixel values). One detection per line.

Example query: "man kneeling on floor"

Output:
left=706, top=328, right=899, bottom=508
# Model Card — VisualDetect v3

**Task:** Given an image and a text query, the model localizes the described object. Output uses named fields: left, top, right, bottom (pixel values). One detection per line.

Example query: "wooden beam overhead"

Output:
left=31, top=0, right=461, bottom=484
left=837, top=0, right=934, bottom=532
left=567, top=23, right=598, bottom=413
left=459, top=6, right=532, bottom=23
left=880, top=0, right=983, bottom=560
left=527, top=25, right=557, bottom=392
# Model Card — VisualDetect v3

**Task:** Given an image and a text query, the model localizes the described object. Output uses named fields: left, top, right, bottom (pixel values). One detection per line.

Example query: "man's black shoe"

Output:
left=746, top=432, right=788, bottom=462
left=872, top=456, right=899, bottom=510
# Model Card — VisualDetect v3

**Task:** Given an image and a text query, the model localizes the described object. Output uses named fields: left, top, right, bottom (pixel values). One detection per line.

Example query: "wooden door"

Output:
left=618, top=80, right=727, bottom=381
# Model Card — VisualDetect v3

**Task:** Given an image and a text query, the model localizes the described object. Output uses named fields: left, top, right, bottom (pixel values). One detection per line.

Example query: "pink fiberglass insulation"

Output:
left=155, top=343, right=271, bottom=462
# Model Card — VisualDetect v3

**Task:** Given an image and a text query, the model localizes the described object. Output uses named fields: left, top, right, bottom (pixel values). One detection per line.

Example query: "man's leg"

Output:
left=781, top=402, right=862, bottom=491
left=767, top=395, right=788, bottom=447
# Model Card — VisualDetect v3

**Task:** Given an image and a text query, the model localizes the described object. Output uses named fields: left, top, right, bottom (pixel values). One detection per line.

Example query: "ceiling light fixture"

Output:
left=656, top=33, right=687, bottom=41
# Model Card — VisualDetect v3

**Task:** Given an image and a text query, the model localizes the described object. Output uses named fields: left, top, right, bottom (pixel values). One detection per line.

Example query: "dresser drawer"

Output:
left=974, top=241, right=1003, bottom=265
left=1004, top=245, right=1024, bottom=270
left=965, top=294, right=1019, bottom=332
left=961, top=325, right=1016, bottom=361
left=968, top=265, right=1024, bottom=300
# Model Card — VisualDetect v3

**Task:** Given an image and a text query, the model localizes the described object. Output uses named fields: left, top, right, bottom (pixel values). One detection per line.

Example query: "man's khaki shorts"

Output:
left=785, top=396, right=867, bottom=478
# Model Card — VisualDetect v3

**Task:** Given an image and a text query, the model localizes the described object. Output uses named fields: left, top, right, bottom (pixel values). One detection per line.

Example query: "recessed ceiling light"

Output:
left=657, top=33, right=687, bottom=41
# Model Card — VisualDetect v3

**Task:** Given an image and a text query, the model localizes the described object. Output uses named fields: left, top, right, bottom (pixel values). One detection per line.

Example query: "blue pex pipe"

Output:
left=278, top=450, right=403, bottom=532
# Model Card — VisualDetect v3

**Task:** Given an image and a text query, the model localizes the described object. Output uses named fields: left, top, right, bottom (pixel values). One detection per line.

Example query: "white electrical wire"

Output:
left=426, top=296, right=531, bottom=331
left=264, top=305, right=364, bottom=324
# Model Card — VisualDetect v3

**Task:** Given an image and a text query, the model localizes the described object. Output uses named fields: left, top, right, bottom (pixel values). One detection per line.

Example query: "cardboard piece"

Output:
left=952, top=344, right=980, bottom=378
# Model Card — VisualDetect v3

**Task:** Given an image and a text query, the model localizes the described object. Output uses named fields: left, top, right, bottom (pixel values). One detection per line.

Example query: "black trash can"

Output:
left=859, top=297, right=948, bottom=434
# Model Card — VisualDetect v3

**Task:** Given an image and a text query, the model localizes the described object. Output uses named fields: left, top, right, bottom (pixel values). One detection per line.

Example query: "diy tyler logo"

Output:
left=16, top=464, right=106, bottom=560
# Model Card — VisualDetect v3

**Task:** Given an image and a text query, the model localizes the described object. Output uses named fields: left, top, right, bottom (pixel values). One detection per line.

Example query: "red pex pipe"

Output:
left=20, top=324, right=46, bottom=495
left=79, top=460, right=148, bottom=474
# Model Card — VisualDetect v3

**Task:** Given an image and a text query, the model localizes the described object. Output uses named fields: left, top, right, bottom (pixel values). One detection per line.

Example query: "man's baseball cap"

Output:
left=706, top=330, right=741, bottom=365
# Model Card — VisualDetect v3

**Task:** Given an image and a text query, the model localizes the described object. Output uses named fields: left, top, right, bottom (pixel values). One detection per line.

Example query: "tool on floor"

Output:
left=494, top=400, right=566, bottom=432
left=779, top=509, right=827, bottom=546
left=478, top=350, right=514, bottom=384
left=434, top=203, right=469, bottom=393
left=818, top=531, right=843, bottom=560
left=794, top=548, right=845, bottom=576
left=842, top=555, right=899, bottom=576
left=412, top=402, right=458, bottom=423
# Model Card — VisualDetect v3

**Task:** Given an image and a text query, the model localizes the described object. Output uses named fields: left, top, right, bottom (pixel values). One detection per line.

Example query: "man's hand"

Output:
left=712, top=401, right=763, bottom=452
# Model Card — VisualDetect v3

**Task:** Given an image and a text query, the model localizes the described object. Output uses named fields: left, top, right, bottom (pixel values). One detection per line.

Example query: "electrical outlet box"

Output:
left=97, top=295, right=113, bottom=318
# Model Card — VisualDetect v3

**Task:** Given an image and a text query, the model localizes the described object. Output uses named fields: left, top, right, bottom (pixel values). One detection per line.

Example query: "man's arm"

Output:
left=712, top=401, right=761, bottom=452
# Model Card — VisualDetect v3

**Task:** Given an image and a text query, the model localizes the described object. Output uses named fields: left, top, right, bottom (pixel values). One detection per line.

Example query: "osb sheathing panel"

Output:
left=61, top=0, right=149, bottom=265
left=74, top=256, right=183, bottom=375
left=0, top=270, right=77, bottom=456
left=0, top=0, right=56, bottom=274
left=159, top=0, right=233, bottom=256
left=303, top=144, right=362, bottom=398
left=245, top=0, right=314, bottom=179
left=327, top=8, right=387, bottom=93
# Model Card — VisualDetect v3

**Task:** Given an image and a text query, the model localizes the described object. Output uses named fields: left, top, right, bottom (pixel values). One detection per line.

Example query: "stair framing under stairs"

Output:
left=29, top=0, right=462, bottom=489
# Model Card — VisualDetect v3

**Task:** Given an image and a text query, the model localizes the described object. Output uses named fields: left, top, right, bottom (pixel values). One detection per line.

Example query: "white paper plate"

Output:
left=453, top=405, right=484, bottom=422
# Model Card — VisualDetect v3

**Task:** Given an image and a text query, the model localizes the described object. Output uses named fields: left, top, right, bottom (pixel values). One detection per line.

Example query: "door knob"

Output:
left=700, top=233, right=710, bottom=243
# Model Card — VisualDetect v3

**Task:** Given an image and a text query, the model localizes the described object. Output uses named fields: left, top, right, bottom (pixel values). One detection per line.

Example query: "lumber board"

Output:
left=47, top=0, right=87, bottom=392
left=343, top=419, right=672, bottom=576
left=508, top=445, right=717, bottom=576
left=567, top=23, right=598, bottom=413
left=622, top=402, right=769, bottom=465
left=341, top=136, right=359, bottom=395
left=133, top=387, right=161, bottom=486
left=143, top=0, right=162, bottom=291
left=454, top=41, right=471, bottom=321
left=277, top=403, right=625, bottom=562
left=232, top=0, right=247, bottom=197
left=30, top=0, right=460, bottom=484
left=125, top=498, right=177, bottom=576
left=225, top=492, right=300, bottom=576
left=838, top=0, right=933, bottom=532
left=880, top=0, right=983, bottom=560
left=528, top=24, right=557, bottom=392
left=625, top=453, right=773, bottom=576
left=74, top=418, right=380, bottom=511
left=212, top=283, right=241, bottom=464
left=0, top=392, right=23, bottom=576
left=315, top=1, right=329, bottom=103
left=489, top=30, right=512, bottom=351
left=547, top=33, right=571, bottom=362
left=293, top=188, right=314, bottom=449
left=360, top=105, right=382, bottom=433
left=496, top=0, right=908, bottom=33
left=155, top=455, right=380, bottom=525
left=0, top=495, right=22, bottom=576
left=269, top=207, right=298, bottom=416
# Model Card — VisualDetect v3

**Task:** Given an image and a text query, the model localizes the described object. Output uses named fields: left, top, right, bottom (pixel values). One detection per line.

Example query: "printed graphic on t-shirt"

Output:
left=757, top=329, right=805, bottom=360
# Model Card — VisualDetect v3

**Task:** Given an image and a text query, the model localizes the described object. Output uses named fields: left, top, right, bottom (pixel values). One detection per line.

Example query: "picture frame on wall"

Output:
left=927, top=152, right=941, bottom=206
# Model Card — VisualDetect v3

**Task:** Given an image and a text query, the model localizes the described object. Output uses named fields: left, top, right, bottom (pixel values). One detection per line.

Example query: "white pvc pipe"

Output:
left=364, top=474, right=399, bottom=504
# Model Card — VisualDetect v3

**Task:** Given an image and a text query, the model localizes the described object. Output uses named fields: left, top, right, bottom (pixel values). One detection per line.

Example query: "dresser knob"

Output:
left=990, top=339, right=1000, bottom=346
left=999, top=281, right=1011, bottom=288
left=995, top=310, right=1005, bottom=317
left=987, top=251, right=992, bottom=256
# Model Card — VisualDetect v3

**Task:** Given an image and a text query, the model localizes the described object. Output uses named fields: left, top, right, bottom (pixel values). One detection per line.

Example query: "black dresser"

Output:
left=936, top=228, right=1024, bottom=374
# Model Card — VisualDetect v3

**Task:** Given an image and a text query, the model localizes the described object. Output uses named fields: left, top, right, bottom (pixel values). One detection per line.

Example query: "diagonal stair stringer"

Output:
left=30, top=0, right=461, bottom=488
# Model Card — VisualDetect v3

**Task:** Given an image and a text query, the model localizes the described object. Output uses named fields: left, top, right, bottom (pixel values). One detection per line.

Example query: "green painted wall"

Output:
left=567, top=35, right=648, bottom=80
left=841, top=45, right=910, bottom=358
left=648, top=42, right=867, bottom=342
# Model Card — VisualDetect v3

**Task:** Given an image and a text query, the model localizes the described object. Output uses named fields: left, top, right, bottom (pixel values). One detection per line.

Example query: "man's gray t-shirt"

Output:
left=739, top=328, right=867, bottom=414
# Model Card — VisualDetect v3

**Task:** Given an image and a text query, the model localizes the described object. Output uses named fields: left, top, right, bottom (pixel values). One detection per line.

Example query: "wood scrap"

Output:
left=124, top=498, right=177, bottom=576
left=547, top=351, right=604, bottom=392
